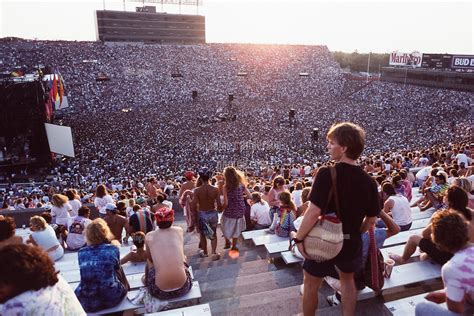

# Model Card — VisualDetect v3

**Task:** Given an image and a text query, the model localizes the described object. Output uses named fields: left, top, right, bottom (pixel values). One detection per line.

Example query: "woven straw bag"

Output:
left=303, top=166, right=344, bottom=262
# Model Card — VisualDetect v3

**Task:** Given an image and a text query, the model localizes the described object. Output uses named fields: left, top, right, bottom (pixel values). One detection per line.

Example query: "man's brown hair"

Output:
left=431, top=209, right=469, bottom=253
left=326, top=122, right=365, bottom=160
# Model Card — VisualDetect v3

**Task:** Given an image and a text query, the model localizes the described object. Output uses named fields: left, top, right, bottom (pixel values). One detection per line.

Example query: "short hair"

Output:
left=251, top=192, right=263, bottom=204
left=39, top=212, right=52, bottom=224
left=78, top=206, right=90, bottom=217
left=326, top=122, right=365, bottom=160
left=0, top=217, right=16, bottom=241
left=157, top=221, right=172, bottom=229
left=30, top=216, right=47, bottom=231
left=132, top=231, right=145, bottom=249
left=86, top=218, right=114, bottom=245
left=116, top=201, right=126, bottom=210
left=382, top=182, right=396, bottom=196
left=431, top=209, right=469, bottom=253
left=0, top=244, right=58, bottom=300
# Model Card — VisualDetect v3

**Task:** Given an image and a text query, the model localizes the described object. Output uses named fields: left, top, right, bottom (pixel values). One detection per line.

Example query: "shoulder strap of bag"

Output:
left=369, top=227, right=380, bottom=289
left=329, top=166, right=340, bottom=219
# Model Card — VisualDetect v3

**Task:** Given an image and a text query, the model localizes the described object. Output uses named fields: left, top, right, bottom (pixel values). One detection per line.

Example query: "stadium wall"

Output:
left=96, top=10, right=205, bottom=44
left=381, top=67, right=474, bottom=92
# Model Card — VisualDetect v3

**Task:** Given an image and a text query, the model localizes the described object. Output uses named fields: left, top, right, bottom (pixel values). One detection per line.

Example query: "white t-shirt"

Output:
left=442, top=246, right=474, bottom=305
left=416, top=166, right=432, bottom=181
left=304, top=165, right=311, bottom=176
left=250, top=201, right=271, bottom=226
left=66, top=216, right=91, bottom=250
left=388, top=195, right=412, bottom=226
left=68, top=199, right=81, bottom=217
left=292, top=190, right=303, bottom=207
left=455, top=153, right=470, bottom=166
left=51, top=203, right=72, bottom=226
left=94, top=195, right=114, bottom=214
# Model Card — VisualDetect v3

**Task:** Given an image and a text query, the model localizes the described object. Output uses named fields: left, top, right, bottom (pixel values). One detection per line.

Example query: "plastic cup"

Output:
left=384, top=258, right=395, bottom=278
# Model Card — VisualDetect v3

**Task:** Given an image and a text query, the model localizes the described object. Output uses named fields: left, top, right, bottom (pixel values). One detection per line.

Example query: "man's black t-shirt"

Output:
left=308, top=163, right=380, bottom=260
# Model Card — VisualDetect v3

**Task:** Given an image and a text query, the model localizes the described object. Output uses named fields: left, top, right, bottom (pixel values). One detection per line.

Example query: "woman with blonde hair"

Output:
left=222, top=166, right=251, bottom=251
left=74, top=218, right=127, bottom=312
left=27, top=215, right=64, bottom=261
left=51, top=194, right=72, bottom=226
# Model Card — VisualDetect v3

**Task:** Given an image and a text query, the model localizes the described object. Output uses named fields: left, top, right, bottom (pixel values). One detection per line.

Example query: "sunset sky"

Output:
left=1, top=0, right=472, bottom=53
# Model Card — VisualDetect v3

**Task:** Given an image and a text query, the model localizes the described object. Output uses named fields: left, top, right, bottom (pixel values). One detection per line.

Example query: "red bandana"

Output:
left=155, top=208, right=174, bottom=223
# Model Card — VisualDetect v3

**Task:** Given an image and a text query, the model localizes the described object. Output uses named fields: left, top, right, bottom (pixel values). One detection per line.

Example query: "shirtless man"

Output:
left=191, top=168, right=222, bottom=260
left=145, top=177, right=161, bottom=204
left=144, top=208, right=192, bottom=300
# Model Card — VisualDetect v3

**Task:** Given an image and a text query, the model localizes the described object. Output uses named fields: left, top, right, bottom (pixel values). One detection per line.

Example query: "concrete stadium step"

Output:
left=198, top=265, right=303, bottom=302
left=209, top=284, right=303, bottom=316
left=192, top=257, right=280, bottom=282
left=294, top=295, right=392, bottom=316
left=188, top=248, right=269, bottom=271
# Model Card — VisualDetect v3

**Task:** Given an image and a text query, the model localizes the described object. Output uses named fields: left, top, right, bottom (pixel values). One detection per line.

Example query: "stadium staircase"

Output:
left=181, top=224, right=436, bottom=316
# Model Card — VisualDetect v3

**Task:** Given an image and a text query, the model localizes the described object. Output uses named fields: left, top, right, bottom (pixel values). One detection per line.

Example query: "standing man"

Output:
left=292, top=122, right=380, bottom=316
left=190, top=168, right=222, bottom=260
left=178, top=171, right=196, bottom=232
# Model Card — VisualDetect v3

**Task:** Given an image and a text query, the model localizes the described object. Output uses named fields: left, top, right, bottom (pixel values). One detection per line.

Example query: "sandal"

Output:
left=198, top=250, right=208, bottom=258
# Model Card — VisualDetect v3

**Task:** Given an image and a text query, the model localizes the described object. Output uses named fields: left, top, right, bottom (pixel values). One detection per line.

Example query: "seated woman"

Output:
left=296, top=187, right=311, bottom=218
left=390, top=186, right=474, bottom=265
left=145, top=208, right=192, bottom=300
left=0, top=244, right=85, bottom=315
left=74, top=218, right=127, bottom=313
left=0, top=216, right=23, bottom=249
left=377, top=182, right=412, bottom=231
left=415, top=210, right=474, bottom=315
left=269, top=191, right=297, bottom=238
left=27, top=216, right=64, bottom=261
left=120, top=231, right=147, bottom=264
left=250, top=192, right=271, bottom=230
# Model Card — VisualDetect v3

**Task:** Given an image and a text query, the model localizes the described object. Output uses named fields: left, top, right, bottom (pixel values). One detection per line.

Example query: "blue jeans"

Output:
left=415, top=300, right=474, bottom=315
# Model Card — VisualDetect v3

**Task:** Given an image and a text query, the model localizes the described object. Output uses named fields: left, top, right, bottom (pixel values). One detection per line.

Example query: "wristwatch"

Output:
left=292, top=237, right=304, bottom=244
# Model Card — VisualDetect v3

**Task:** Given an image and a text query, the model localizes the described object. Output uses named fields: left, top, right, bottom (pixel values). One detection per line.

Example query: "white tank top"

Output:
left=389, top=195, right=412, bottom=226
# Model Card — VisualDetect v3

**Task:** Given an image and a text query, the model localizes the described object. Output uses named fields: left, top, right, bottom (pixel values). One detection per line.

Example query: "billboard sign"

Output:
left=389, top=51, right=422, bottom=67
left=451, top=55, right=474, bottom=70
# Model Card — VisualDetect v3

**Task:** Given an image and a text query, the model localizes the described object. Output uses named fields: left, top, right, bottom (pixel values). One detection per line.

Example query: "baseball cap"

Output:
left=105, top=203, right=117, bottom=212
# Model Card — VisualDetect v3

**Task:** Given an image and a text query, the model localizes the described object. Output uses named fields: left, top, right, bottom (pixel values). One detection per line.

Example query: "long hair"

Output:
left=272, top=176, right=285, bottom=189
left=224, top=166, right=247, bottom=191
left=279, top=191, right=296, bottom=211
left=86, top=218, right=114, bottom=245
left=96, top=184, right=107, bottom=198
left=51, top=194, right=68, bottom=207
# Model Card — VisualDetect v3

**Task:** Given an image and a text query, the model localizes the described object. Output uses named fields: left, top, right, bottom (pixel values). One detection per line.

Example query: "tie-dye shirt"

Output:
left=442, top=245, right=474, bottom=305
left=1, top=275, right=85, bottom=316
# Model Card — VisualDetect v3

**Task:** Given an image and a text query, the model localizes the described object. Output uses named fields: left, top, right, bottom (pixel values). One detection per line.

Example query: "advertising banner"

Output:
left=389, top=51, right=422, bottom=67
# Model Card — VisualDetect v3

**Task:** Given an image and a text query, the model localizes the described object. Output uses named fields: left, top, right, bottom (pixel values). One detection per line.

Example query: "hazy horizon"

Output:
left=1, top=0, right=472, bottom=54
